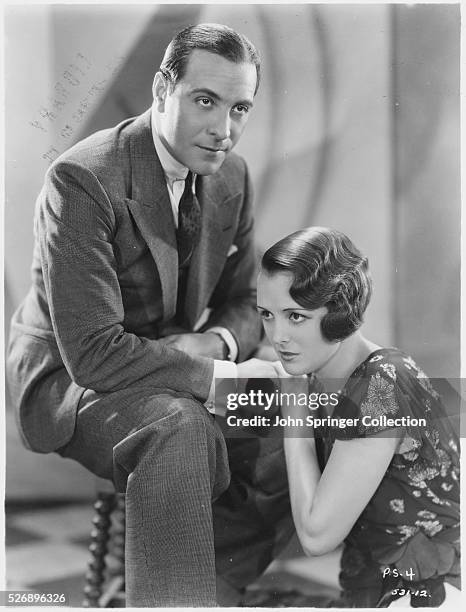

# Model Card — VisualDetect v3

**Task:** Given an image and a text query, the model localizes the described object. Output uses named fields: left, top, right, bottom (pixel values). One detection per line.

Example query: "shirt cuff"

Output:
left=207, top=326, right=238, bottom=362
left=205, top=359, right=238, bottom=416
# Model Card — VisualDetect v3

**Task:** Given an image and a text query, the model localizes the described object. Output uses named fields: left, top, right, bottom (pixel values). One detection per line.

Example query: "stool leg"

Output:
left=110, top=493, right=125, bottom=584
left=98, top=493, right=126, bottom=607
left=82, top=492, right=116, bottom=607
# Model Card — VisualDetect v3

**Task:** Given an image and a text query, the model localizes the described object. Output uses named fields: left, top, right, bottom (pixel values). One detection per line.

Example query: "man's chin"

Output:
left=194, top=160, right=226, bottom=176
left=190, top=150, right=228, bottom=175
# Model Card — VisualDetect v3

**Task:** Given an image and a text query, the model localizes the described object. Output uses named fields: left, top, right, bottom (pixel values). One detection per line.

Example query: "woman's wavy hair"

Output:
left=261, top=227, right=372, bottom=342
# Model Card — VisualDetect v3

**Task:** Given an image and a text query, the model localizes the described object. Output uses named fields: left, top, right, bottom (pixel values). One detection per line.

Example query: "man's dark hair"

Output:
left=160, top=23, right=261, bottom=94
left=261, top=227, right=372, bottom=342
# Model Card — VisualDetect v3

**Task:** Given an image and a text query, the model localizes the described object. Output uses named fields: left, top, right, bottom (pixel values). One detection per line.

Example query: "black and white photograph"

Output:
left=2, top=1, right=462, bottom=609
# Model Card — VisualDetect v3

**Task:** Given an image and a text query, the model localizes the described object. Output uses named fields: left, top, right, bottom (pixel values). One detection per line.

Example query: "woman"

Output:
left=256, top=227, right=460, bottom=607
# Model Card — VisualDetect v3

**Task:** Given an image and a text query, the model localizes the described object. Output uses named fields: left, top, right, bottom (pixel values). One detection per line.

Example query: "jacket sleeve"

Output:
left=38, top=160, right=213, bottom=400
left=200, top=158, right=262, bottom=361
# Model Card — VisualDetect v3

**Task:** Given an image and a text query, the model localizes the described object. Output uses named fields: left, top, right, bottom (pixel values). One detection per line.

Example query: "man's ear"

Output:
left=153, top=72, right=169, bottom=112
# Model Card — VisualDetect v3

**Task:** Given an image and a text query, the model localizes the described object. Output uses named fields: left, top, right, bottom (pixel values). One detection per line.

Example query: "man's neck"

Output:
left=150, top=104, right=188, bottom=181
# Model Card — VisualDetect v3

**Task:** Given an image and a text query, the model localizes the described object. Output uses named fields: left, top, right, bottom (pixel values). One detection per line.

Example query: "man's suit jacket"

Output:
left=7, top=109, right=261, bottom=453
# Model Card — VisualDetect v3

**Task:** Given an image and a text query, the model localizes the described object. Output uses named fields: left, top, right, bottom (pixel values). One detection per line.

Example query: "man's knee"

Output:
left=131, top=393, right=218, bottom=445
left=114, top=394, right=229, bottom=491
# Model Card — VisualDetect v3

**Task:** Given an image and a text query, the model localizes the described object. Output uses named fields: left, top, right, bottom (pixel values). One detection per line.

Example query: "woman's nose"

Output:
left=271, top=321, right=290, bottom=345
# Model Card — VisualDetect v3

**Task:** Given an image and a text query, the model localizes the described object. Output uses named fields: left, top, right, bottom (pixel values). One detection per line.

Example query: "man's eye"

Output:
left=289, top=312, right=305, bottom=323
left=198, top=98, right=212, bottom=107
left=233, top=104, right=249, bottom=115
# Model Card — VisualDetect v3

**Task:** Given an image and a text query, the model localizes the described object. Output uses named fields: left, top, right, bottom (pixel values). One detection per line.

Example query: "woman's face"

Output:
left=257, top=270, right=338, bottom=376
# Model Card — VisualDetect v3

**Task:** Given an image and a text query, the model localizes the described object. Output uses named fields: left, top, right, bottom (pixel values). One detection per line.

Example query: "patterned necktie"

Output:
left=177, top=171, right=201, bottom=268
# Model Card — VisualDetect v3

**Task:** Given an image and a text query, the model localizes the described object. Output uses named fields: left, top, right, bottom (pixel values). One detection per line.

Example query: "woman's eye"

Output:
left=289, top=312, right=305, bottom=323
left=257, top=309, right=272, bottom=320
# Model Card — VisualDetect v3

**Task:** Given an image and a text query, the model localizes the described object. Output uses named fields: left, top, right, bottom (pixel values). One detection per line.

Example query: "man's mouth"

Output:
left=198, top=145, right=228, bottom=153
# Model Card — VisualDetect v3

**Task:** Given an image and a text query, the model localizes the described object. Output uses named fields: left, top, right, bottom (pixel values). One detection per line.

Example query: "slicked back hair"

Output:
left=159, top=23, right=261, bottom=94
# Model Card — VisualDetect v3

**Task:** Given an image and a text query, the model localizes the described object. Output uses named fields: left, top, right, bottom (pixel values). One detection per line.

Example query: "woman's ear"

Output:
left=152, top=72, right=169, bottom=112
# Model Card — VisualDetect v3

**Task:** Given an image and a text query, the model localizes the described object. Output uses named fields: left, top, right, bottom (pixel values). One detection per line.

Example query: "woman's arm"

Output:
left=279, top=371, right=400, bottom=556
left=284, top=433, right=399, bottom=556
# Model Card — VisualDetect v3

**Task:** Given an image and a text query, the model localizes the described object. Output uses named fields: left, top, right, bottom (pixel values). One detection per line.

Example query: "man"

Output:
left=7, top=24, right=292, bottom=606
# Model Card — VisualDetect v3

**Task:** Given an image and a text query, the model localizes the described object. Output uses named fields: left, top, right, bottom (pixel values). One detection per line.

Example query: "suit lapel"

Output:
left=125, top=110, right=178, bottom=322
left=122, top=110, right=241, bottom=329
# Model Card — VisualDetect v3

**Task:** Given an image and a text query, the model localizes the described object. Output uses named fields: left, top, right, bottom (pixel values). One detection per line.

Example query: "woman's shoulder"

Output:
left=337, top=347, right=439, bottom=426
left=354, top=347, right=437, bottom=393
left=360, top=347, right=424, bottom=372
left=340, top=346, right=456, bottom=442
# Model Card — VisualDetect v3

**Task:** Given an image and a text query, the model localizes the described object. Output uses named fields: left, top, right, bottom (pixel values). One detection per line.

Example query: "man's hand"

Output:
left=158, top=332, right=225, bottom=359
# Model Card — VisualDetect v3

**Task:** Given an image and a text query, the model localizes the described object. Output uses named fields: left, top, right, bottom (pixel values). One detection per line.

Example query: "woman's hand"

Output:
left=236, top=357, right=282, bottom=380
left=272, top=361, right=310, bottom=420
left=228, top=358, right=282, bottom=418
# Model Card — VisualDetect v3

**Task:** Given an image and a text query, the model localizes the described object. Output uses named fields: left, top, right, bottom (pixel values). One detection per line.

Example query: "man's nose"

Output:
left=208, top=110, right=231, bottom=141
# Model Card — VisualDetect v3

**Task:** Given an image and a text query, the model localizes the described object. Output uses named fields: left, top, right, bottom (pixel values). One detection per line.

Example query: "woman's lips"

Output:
left=278, top=350, right=299, bottom=362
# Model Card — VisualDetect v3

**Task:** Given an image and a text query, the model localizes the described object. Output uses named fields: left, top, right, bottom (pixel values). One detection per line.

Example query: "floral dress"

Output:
left=313, top=348, right=460, bottom=607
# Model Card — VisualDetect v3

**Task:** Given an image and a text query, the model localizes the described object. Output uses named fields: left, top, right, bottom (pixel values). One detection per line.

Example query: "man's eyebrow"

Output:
left=190, top=88, right=254, bottom=107
left=239, top=99, right=254, bottom=109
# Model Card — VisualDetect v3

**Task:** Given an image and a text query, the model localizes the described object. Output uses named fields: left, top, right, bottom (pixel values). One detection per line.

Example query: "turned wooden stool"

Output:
left=83, top=482, right=126, bottom=608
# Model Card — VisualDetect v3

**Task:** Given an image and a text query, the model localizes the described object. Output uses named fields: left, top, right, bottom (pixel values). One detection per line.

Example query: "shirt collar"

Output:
left=151, top=105, right=188, bottom=183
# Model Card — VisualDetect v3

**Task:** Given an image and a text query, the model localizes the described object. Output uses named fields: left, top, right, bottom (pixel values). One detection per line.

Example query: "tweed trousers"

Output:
left=57, top=384, right=293, bottom=607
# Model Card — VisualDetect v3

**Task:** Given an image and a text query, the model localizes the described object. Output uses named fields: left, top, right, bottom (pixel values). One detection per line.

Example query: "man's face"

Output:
left=153, top=49, right=257, bottom=175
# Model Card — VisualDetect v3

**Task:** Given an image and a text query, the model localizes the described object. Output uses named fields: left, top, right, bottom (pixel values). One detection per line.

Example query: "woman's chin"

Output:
left=280, top=359, right=308, bottom=376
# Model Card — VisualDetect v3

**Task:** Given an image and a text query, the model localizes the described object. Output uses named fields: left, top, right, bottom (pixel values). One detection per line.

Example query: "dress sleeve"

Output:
left=331, top=353, right=459, bottom=470
left=331, top=354, right=420, bottom=442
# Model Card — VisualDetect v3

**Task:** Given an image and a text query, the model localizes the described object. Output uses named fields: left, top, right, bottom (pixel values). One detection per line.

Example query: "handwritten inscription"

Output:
left=31, top=52, right=125, bottom=163
left=382, top=567, right=415, bottom=581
